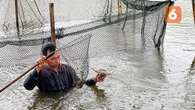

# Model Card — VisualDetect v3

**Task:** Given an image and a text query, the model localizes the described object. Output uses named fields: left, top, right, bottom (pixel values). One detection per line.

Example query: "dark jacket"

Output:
left=24, top=64, right=95, bottom=92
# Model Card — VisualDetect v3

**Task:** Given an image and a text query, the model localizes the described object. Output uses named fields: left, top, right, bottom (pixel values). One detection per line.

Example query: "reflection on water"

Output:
left=27, top=86, right=106, bottom=110
left=27, top=90, right=79, bottom=110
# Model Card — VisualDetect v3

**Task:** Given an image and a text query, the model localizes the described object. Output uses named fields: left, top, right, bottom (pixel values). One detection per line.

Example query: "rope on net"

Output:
left=0, top=0, right=174, bottom=49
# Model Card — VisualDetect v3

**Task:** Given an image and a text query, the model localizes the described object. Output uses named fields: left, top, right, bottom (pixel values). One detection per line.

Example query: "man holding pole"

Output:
left=23, top=43, right=106, bottom=92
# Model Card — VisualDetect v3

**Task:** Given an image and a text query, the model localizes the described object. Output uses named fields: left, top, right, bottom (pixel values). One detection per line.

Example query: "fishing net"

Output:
left=0, top=0, right=173, bottom=86
left=0, top=0, right=172, bottom=48
left=0, top=0, right=46, bottom=37
left=57, top=34, right=92, bottom=80
left=121, top=0, right=173, bottom=48
left=0, top=34, right=92, bottom=84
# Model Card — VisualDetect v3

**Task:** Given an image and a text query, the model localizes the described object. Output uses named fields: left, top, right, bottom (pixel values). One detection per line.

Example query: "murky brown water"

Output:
left=0, top=0, right=195, bottom=110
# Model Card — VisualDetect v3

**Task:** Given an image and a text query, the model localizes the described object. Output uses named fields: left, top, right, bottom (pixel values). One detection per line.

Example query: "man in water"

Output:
left=24, top=43, right=106, bottom=92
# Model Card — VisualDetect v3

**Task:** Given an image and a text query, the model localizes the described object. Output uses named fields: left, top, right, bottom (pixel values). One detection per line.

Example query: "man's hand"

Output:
left=35, top=56, right=47, bottom=73
left=92, top=68, right=111, bottom=83
left=95, top=73, right=107, bottom=82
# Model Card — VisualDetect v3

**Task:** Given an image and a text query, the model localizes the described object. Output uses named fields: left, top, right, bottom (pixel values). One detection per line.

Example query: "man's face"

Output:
left=47, top=52, right=60, bottom=68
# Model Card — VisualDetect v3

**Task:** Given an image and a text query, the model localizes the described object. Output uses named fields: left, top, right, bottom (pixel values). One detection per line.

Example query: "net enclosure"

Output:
left=0, top=0, right=173, bottom=83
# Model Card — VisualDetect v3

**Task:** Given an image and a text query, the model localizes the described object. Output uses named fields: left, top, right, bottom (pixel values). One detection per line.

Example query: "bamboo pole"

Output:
left=117, top=0, right=122, bottom=16
left=192, top=0, right=195, bottom=24
left=49, top=3, right=56, bottom=46
left=0, top=2, right=57, bottom=93
left=15, top=0, right=20, bottom=38
left=0, top=48, right=61, bottom=93
left=0, top=65, right=37, bottom=92
left=191, top=56, right=195, bottom=68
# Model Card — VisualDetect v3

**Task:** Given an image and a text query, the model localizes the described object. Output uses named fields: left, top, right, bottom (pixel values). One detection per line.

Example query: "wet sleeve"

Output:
left=85, top=79, right=96, bottom=86
left=23, top=70, right=39, bottom=90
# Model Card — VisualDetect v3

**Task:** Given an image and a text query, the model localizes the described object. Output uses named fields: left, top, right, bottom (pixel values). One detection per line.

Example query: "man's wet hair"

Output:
left=41, top=42, right=56, bottom=56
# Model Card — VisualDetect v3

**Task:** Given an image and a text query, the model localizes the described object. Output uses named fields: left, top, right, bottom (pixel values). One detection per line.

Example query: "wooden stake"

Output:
left=15, top=0, right=20, bottom=37
left=192, top=0, right=195, bottom=24
left=49, top=3, right=56, bottom=46
left=117, top=0, right=122, bottom=16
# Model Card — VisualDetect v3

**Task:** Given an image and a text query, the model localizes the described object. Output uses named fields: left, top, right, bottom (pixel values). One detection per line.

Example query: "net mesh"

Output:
left=57, top=34, right=92, bottom=80
left=0, top=0, right=172, bottom=46
left=0, top=0, right=173, bottom=82
left=0, top=34, right=92, bottom=81
left=0, top=0, right=46, bottom=37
